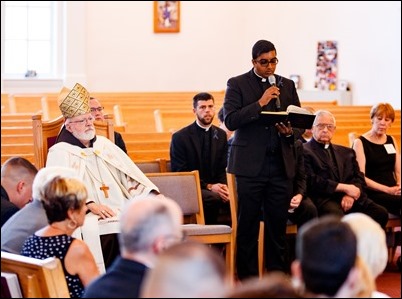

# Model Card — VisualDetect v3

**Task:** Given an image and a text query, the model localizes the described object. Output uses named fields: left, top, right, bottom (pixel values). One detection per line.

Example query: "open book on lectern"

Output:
left=260, top=105, right=316, bottom=129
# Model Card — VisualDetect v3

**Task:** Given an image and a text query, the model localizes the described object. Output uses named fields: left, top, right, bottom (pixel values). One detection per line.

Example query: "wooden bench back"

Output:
left=1, top=251, right=70, bottom=298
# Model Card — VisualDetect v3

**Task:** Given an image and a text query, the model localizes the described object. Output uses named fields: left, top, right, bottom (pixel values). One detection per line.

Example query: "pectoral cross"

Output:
left=100, top=183, right=109, bottom=198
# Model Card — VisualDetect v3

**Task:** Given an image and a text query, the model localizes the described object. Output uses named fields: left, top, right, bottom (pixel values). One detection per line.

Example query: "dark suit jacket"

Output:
left=224, top=70, right=302, bottom=178
left=114, top=131, right=127, bottom=154
left=303, top=138, right=370, bottom=207
left=82, top=257, right=147, bottom=298
left=1, top=186, right=19, bottom=227
left=170, top=122, right=228, bottom=189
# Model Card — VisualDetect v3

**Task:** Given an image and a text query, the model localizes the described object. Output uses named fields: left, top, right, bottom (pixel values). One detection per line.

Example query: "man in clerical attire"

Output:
left=46, top=83, right=160, bottom=272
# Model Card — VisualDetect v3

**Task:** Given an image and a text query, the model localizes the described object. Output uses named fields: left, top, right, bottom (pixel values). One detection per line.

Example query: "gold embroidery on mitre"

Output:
left=58, top=83, right=90, bottom=118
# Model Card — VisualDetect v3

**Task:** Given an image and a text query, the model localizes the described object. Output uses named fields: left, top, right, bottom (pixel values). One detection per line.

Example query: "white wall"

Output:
left=3, top=1, right=401, bottom=108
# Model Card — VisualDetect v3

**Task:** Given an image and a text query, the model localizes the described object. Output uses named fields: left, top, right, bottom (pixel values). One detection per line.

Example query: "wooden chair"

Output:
left=226, top=172, right=297, bottom=278
left=146, top=170, right=236, bottom=282
left=1, top=251, right=70, bottom=298
left=32, top=113, right=115, bottom=169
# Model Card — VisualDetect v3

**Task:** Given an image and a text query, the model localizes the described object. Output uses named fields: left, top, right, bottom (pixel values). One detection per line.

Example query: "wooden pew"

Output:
left=1, top=127, right=34, bottom=135
left=128, top=149, right=170, bottom=162
left=154, top=109, right=220, bottom=133
left=1, top=119, right=33, bottom=127
left=90, top=91, right=225, bottom=102
left=1, top=154, right=35, bottom=166
left=1, top=134, right=34, bottom=144
left=5, top=94, right=47, bottom=117
left=121, top=132, right=172, bottom=142
left=126, top=140, right=170, bottom=151
left=1, top=144, right=34, bottom=155
left=1, top=113, right=36, bottom=120
left=1, top=251, right=70, bottom=298
left=300, top=100, right=338, bottom=109
left=332, top=127, right=401, bottom=148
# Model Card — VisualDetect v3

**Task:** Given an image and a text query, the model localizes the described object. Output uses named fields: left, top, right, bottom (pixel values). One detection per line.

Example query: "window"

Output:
left=2, top=1, right=63, bottom=79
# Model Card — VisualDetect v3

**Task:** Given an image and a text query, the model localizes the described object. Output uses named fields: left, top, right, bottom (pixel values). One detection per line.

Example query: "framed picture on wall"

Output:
left=154, top=1, right=180, bottom=33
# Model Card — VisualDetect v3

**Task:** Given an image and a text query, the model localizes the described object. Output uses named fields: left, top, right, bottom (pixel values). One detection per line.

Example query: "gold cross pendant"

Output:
left=100, top=183, right=110, bottom=198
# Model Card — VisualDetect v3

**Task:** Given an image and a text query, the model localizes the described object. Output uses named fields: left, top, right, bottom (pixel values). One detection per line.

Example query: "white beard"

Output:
left=72, top=128, right=96, bottom=141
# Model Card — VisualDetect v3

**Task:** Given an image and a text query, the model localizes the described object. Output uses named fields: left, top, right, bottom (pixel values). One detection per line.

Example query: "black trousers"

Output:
left=315, top=195, right=389, bottom=229
left=201, top=189, right=230, bottom=225
left=288, top=197, right=318, bottom=229
left=100, top=234, right=120, bottom=269
left=236, top=154, right=293, bottom=280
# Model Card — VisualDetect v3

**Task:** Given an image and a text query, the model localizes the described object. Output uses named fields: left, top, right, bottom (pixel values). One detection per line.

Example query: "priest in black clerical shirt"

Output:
left=303, top=110, right=388, bottom=229
left=170, top=92, right=230, bottom=225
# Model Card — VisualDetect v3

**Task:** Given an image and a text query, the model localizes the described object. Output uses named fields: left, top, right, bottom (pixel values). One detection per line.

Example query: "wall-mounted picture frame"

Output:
left=154, top=1, right=180, bottom=33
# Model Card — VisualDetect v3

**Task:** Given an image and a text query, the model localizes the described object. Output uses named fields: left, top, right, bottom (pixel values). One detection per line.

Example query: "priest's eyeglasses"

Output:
left=90, top=107, right=104, bottom=113
left=254, top=57, right=279, bottom=67
left=314, top=123, right=336, bottom=130
left=70, top=117, right=95, bottom=125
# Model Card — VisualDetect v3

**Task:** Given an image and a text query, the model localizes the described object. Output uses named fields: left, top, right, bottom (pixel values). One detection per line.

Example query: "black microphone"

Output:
left=268, top=75, right=280, bottom=110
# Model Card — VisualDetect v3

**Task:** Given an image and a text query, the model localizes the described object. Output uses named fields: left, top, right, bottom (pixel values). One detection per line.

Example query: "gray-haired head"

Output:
left=32, top=167, right=77, bottom=201
left=313, top=110, right=336, bottom=127
left=119, top=195, right=183, bottom=255
left=342, top=213, right=388, bottom=278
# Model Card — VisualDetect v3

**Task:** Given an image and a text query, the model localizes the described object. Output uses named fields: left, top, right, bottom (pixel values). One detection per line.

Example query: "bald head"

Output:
left=141, top=241, right=228, bottom=298
left=119, top=195, right=183, bottom=255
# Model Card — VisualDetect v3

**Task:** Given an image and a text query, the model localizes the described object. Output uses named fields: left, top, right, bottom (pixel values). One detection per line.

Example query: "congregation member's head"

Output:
left=141, top=241, right=228, bottom=298
left=291, top=215, right=357, bottom=297
left=119, top=195, right=183, bottom=264
left=342, top=212, right=388, bottom=279
left=1, top=156, right=38, bottom=209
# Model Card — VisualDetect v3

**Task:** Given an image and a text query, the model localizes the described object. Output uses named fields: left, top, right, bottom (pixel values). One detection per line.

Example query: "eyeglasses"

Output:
left=90, top=107, right=104, bottom=113
left=254, top=57, right=279, bottom=67
left=314, top=123, right=336, bottom=130
left=69, top=117, right=95, bottom=125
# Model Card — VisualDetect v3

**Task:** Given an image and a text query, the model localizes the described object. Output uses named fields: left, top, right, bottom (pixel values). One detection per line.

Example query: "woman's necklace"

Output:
left=370, top=131, right=385, bottom=144
left=84, top=150, right=110, bottom=198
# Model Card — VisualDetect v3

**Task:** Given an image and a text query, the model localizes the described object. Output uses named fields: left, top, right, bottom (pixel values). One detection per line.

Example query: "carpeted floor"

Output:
left=376, top=247, right=401, bottom=298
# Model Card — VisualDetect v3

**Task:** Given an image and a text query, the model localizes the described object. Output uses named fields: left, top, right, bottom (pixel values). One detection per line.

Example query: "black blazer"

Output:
left=303, top=138, right=370, bottom=206
left=82, top=257, right=147, bottom=298
left=170, top=122, right=228, bottom=189
left=1, top=186, right=19, bottom=227
left=224, top=69, right=302, bottom=178
left=114, top=131, right=127, bottom=154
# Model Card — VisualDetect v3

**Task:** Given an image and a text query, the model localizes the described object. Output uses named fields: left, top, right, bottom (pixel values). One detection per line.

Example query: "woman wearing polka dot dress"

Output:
left=21, top=176, right=99, bottom=297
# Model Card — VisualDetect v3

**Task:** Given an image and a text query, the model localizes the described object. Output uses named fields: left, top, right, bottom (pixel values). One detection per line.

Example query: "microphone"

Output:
left=268, top=75, right=280, bottom=110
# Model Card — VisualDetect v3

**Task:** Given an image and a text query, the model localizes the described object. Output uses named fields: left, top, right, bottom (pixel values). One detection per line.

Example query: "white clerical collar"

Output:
left=196, top=121, right=211, bottom=131
left=254, top=68, right=267, bottom=82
